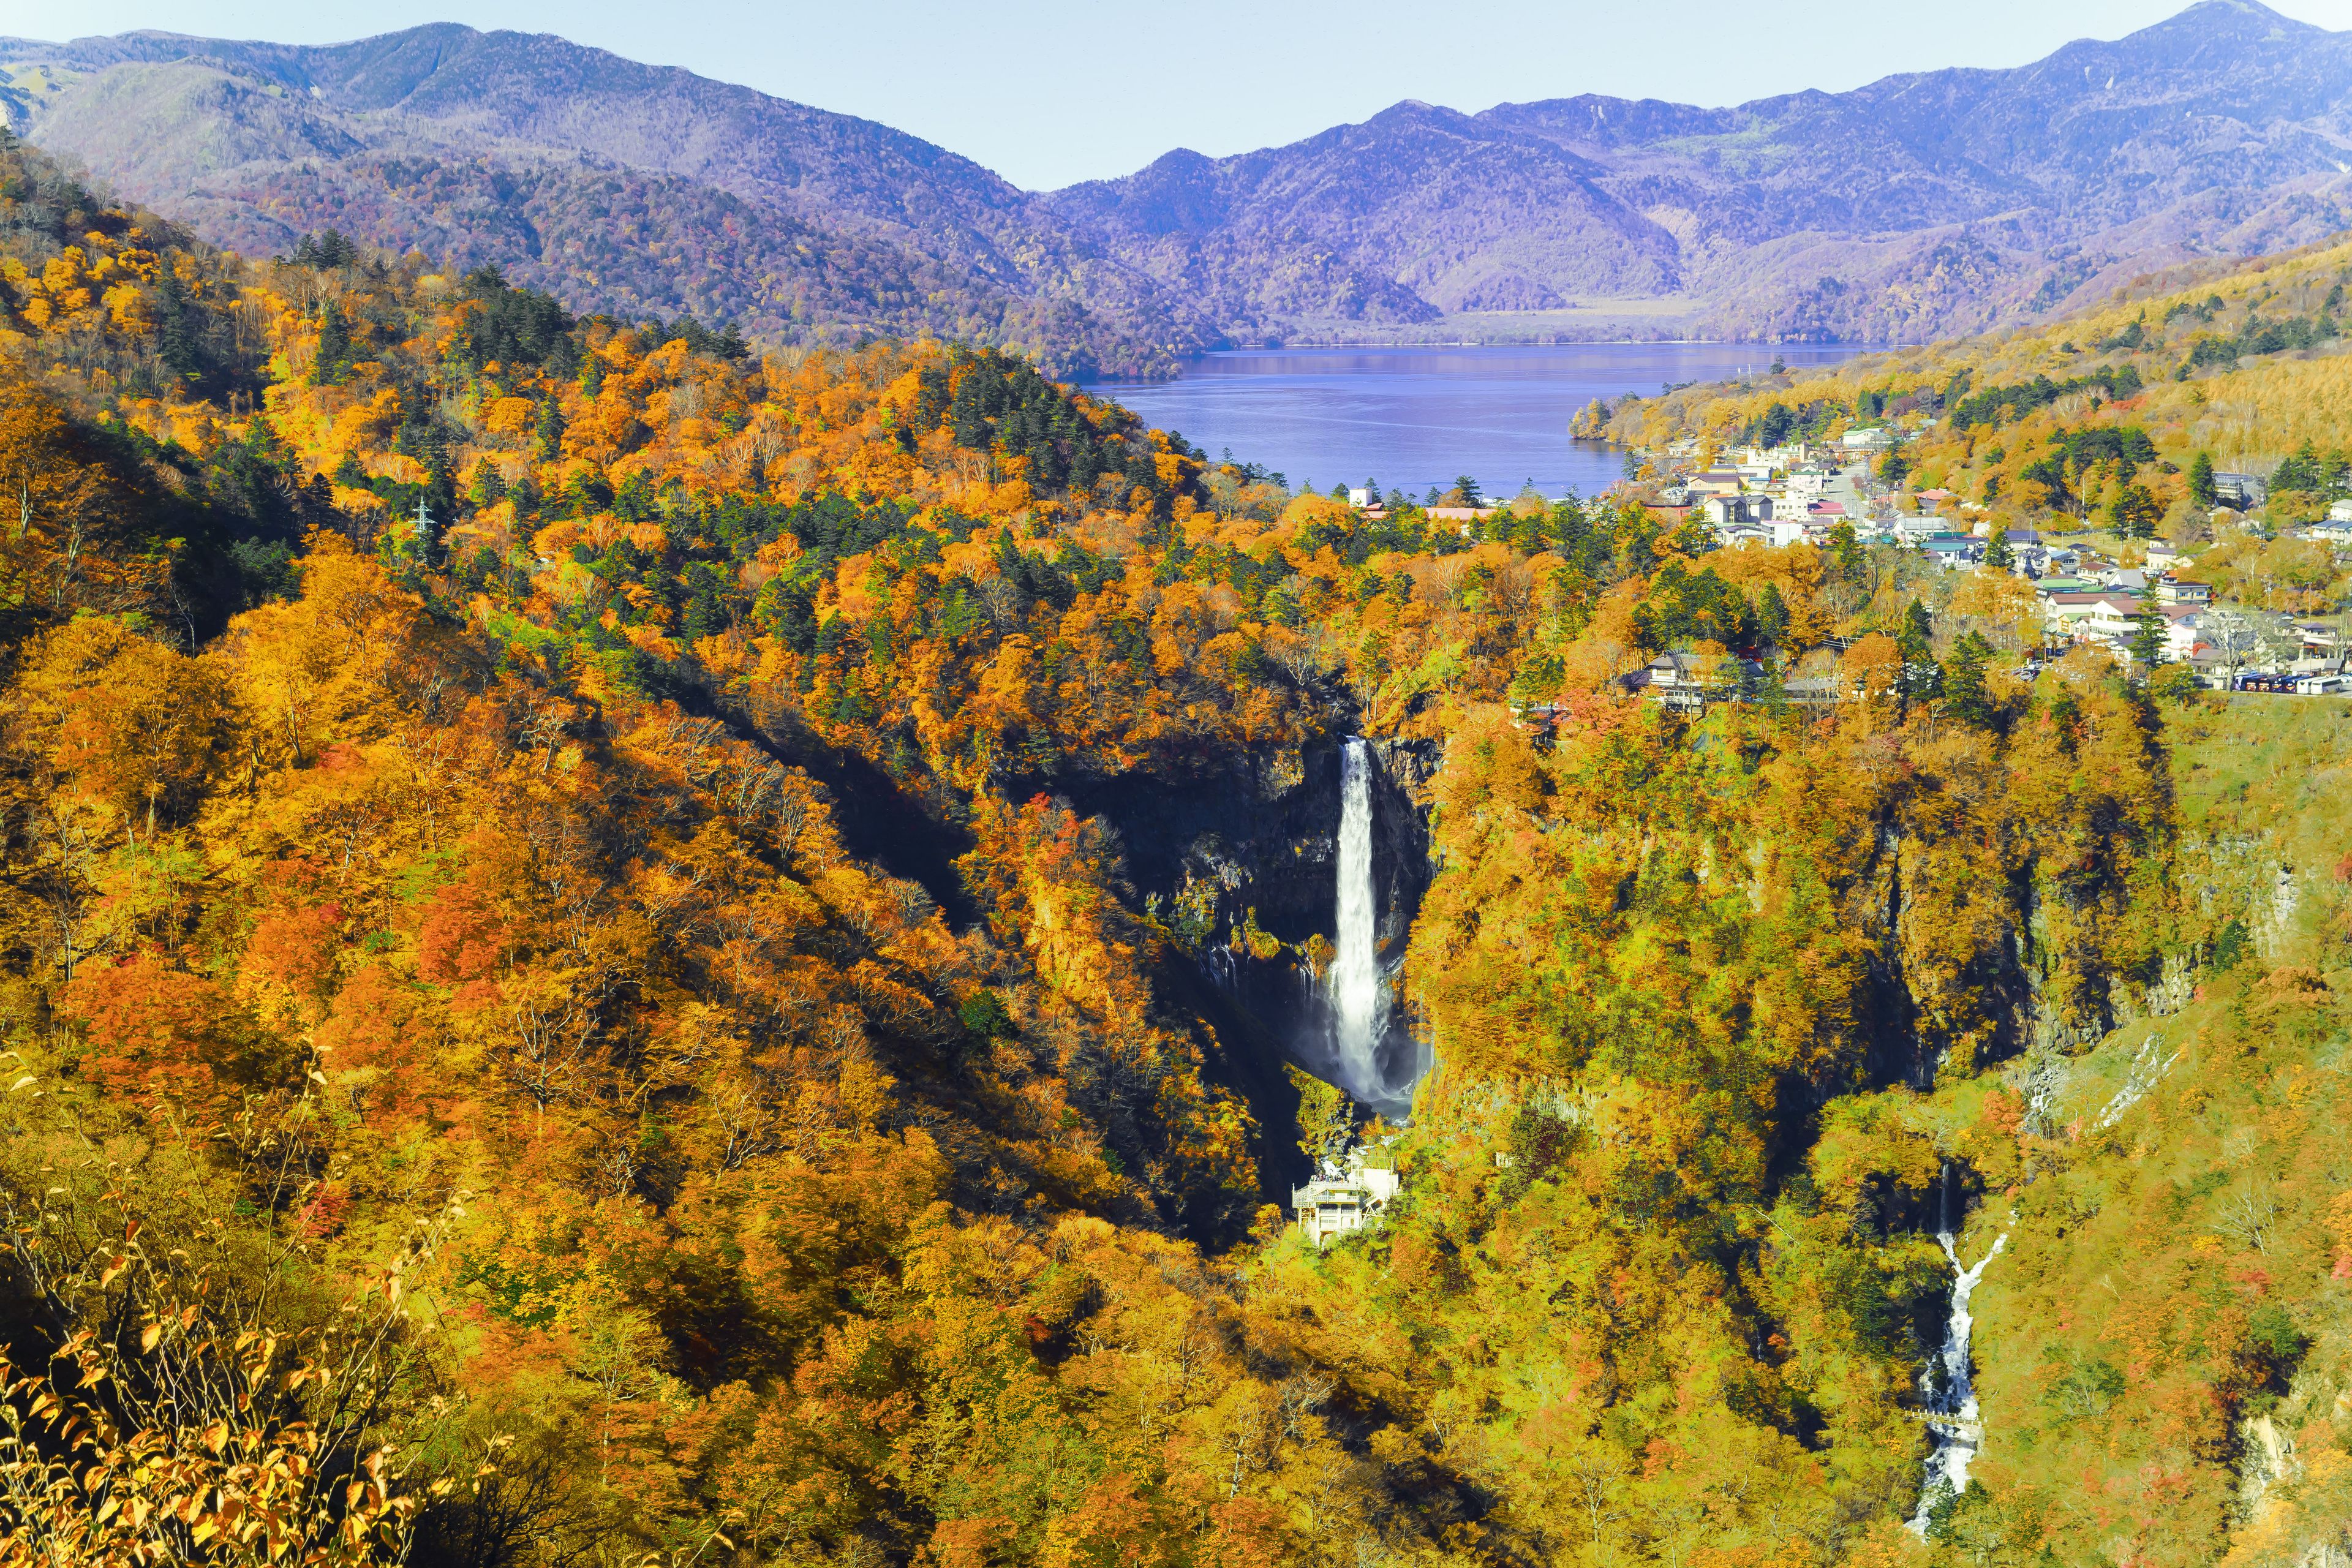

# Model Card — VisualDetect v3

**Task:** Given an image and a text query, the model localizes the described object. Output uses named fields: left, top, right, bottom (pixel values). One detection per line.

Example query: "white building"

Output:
left=2214, top=472, right=2267, bottom=509
left=2043, top=591, right=2146, bottom=643
left=2160, top=605, right=2212, bottom=661
left=1293, top=1152, right=1402, bottom=1246
left=2155, top=577, right=2212, bottom=606
left=1626, top=649, right=1716, bottom=711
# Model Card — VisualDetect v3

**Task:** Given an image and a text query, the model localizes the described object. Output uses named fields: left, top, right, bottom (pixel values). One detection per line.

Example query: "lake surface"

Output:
left=1086, top=343, right=1870, bottom=501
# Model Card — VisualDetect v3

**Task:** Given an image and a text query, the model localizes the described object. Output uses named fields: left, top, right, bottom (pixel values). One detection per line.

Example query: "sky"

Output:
left=5, top=0, right=2352, bottom=190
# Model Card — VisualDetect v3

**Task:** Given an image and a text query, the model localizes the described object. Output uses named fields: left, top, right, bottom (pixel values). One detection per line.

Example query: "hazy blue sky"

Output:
left=4, top=0, right=2348, bottom=189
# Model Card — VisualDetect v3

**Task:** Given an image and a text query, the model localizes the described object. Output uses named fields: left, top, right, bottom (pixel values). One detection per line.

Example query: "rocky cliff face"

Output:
left=1065, top=733, right=1439, bottom=1134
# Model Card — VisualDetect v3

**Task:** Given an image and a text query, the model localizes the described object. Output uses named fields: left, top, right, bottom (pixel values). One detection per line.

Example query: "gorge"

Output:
left=0, top=94, right=2350, bottom=1568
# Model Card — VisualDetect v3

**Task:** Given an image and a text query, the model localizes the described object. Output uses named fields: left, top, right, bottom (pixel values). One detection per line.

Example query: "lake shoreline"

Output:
left=1082, top=342, right=1872, bottom=500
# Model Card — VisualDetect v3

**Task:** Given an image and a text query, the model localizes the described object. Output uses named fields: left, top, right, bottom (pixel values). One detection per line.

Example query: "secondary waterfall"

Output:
left=1329, top=738, right=1385, bottom=1099
left=1909, top=1169, right=2009, bottom=1536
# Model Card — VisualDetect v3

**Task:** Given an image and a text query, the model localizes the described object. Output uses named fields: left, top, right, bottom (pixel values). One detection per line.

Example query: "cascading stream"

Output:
left=1330, top=737, right=1385, bottom=1100
left=1908, top=1166, right=2009, bottom=1536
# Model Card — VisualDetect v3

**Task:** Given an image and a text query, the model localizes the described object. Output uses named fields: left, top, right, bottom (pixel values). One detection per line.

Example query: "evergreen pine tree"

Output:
left=1897, top=599, right=1943, bottom=706
left=535, top=399, right=566, bottom=462
left=1945, top=632, right=1996, bottom=728
left=2188, top=450, right=2217, bottom=508
left=2109, top=483, right=2161, bottom=539
left=1755, top=651, right=1790, bottom=714
left=425, top=438, right=457, bottom=532
left=1985, top=522, right=2015, bottom=569
left=2131, top=592, right=2166, bottom=670
left=468, top=458, right=508, bottom=507
left=311, top=302, right=352, bottom=387
left=2273, top=442, right=2325, bottom=496
left=154, top=265, right=204, bottom=386
left=1828, top=519, right=1863, bottom=579
left=1755, top=581, right=1790, bottom=647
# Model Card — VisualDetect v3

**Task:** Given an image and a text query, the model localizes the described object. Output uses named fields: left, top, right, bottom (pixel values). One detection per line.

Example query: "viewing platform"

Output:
left=1292, top=1153, right=1401, bottom=1246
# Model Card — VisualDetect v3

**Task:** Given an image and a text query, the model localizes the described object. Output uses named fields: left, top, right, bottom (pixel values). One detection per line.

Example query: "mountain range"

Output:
left=9, top=0, right=2352, bottom=373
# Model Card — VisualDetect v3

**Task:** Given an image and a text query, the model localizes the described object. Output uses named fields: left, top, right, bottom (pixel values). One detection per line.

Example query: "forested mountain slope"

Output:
left=1948, top=693, right=2352, bottom=1564
left=1052, top=0, right=2352, bottom=344
left=0, top=140, right=2343, bottom=1568
left=16, top=1, right=2352, bottom=362
left=0, top=26, right=1215, bottom=379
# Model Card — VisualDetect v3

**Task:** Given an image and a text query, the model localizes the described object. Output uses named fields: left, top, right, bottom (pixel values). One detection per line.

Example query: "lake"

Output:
left=1085, top=343, right=1871, bottom=502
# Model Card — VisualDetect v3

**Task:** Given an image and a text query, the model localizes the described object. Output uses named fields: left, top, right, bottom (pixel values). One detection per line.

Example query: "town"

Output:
left=1606, top=424, right=2351, bottom=703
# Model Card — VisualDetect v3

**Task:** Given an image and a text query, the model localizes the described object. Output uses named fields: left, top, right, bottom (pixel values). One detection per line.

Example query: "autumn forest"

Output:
left=0, top=126, right=2348, bottom=1568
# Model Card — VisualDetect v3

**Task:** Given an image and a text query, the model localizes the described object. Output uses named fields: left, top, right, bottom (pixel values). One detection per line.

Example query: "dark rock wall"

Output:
left=1065, top=733, right=1439, bottom=1128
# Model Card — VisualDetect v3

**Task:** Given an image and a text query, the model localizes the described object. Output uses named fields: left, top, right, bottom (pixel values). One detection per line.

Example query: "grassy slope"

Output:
left=1601, top=235, right=2352, bottom=484
left=1950, top=694, right=2352, bottom=1566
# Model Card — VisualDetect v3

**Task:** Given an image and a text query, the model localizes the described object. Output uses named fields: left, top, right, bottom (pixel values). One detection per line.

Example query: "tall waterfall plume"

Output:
left=1909, top=1166, right=2009, bottom=1536
left=1329, top=737, right=1386, bottom=1099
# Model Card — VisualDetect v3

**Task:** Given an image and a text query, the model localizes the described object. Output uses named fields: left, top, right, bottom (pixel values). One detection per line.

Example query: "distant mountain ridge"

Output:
left=1050, top=0, right=2352, bottom=344
left=0, top=24, right=1221, bottom=377
left=7, top=1, right=2352, bottom=368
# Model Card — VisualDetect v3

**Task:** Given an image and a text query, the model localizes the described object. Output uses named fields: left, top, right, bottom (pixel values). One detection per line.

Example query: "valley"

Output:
left=0, top=17, right=2348, bottom=1566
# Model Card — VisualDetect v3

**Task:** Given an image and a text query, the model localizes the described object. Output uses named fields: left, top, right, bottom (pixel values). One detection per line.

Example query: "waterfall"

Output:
left=1330, top=738, right=1386, bottom=1099
left=1909, top=1167, right=2009, bottom=1536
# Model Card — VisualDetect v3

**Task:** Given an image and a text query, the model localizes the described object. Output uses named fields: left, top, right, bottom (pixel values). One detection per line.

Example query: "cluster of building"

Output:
left=1659, top=437, right=2045, bottom=563
left=2026, top=568, right=2343, bottom=687
left=1657, top=438, right=1872, bottom=549
left=1627, top=439, right=2352, bottom=695
left=1378, top=435, right=2350, bottom=698
left=1618, top=435, right=2352, bottom=700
